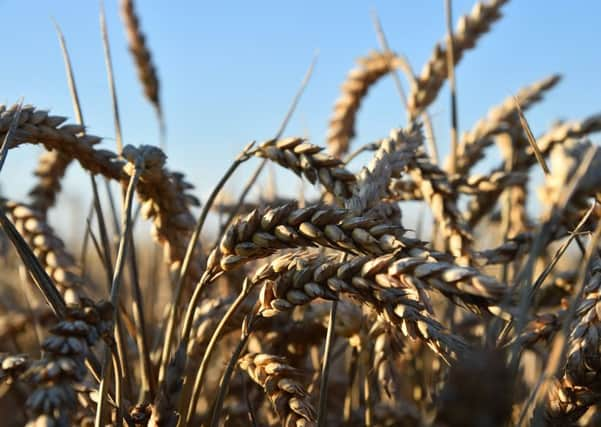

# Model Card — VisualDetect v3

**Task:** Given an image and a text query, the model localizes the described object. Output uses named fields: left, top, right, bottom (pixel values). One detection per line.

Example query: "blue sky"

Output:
left=1, top=1, right=600, bottom=236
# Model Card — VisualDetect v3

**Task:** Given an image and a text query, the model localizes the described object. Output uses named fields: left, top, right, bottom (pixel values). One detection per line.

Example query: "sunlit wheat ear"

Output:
left=253, top=137, right=356, bottom=200
left=345, top=124, right=423, bottom=215
left=207, top=202, right=429, bottom=276
left=255, top=250, right=503, bottom=359
left=0, top=103, right=99, bottom=217
left=407, top=0, right=509, bottom=119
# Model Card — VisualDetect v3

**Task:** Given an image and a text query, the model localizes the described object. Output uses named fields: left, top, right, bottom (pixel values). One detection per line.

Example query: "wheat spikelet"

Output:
left=534, top=114, right=601, bottom=157
left=0, top=353, right=30, bottom=385
left=120, top=0, right=162, bottom=118
left=345, top=125, right=472, bottom=263
left=239, top=353, right=317, bottom=426
left=370, top=320, right=404, bottom=397
left=407, top=0, right=509, bottom=119
left=474, top=232, right=533, bottom=265
left=404, top=152, right=473, bottom=263
left=383, top=126, right=472, bottom=263
left=253, top=137, right=356, bottom=200
left=392, top=169, right=526, bottom=198
left=512, top=312, right=560, bottom=349
left=327, top=51, right=403, bottom=158
left=389, top=171, right=527, bottom=203
left=454, top=74, right=561, bottom=174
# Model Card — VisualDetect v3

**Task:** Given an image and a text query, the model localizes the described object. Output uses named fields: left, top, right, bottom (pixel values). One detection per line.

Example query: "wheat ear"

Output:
left=545, top=260, right=601, bottom=423
left=239, top=353, right=317, bottom=426
left=3, top=200, right=86, bottom=306
left=407, top=0, right=509, bottom=119
left=120, top=0, right=162, bottom=121
left=327, top=51, right=404, bottom=158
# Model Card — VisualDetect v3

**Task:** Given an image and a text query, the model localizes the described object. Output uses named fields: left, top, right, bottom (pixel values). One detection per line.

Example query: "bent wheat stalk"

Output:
left=1, top=104, right=202, bottom=283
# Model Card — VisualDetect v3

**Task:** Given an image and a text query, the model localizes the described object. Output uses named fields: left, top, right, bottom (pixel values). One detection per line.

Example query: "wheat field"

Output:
left=0, top=1, right=601, bottom=426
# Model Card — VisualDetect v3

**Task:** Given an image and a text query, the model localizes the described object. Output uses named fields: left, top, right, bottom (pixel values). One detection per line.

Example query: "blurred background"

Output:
left=1, top=0, right=600, bottom=239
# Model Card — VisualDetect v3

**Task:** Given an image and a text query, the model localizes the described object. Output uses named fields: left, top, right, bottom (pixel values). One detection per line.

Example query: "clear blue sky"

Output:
left=1, top=1, right=600, bottom=236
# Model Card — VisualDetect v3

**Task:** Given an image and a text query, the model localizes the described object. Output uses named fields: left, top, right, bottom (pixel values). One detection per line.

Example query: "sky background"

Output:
left=1, top=1, right=600, bottom=238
